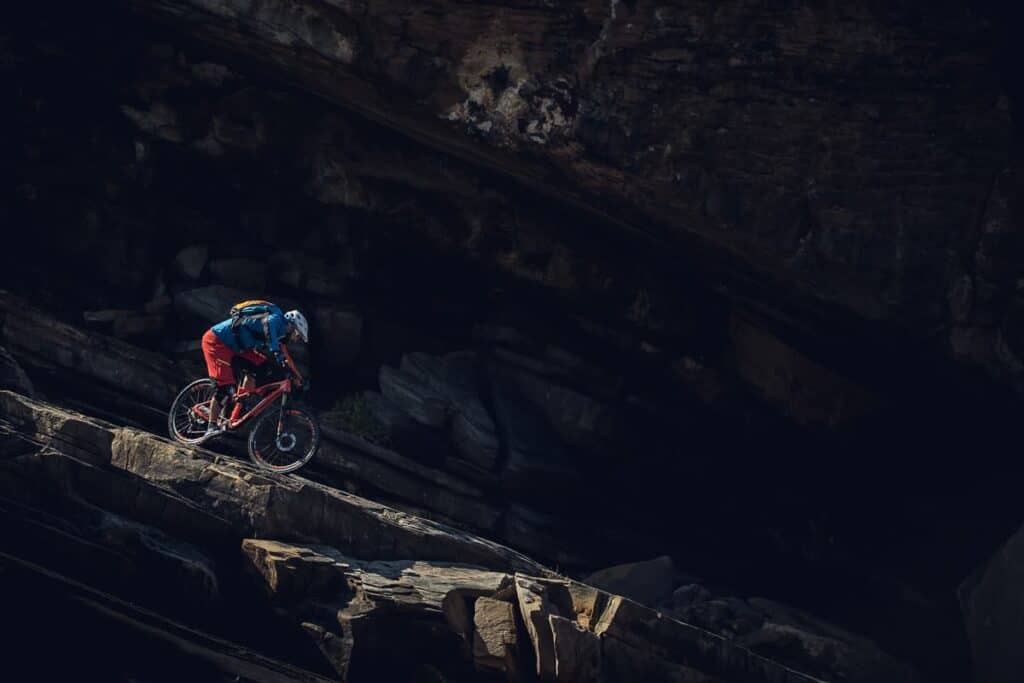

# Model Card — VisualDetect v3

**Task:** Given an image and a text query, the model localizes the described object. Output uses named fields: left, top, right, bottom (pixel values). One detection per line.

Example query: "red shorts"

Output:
left=201, top=329, right=267, bottom=387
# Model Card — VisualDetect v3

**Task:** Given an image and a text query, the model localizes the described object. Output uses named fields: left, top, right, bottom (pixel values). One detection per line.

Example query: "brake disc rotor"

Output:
left=276, top=432, right=297, bottom=452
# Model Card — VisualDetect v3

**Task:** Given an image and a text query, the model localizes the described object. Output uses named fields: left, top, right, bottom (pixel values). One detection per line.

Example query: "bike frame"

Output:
left=193, top=345, right=305, bottom=434
left=224, top=378, right=292, bottom=431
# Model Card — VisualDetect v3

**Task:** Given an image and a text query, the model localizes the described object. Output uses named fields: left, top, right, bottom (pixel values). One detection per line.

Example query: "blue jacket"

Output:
left=211, top=306, right=289, bottom=365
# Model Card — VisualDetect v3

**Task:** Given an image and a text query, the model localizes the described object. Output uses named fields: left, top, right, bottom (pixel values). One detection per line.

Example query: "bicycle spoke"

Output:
left=263, top=439, right=282, bottom=465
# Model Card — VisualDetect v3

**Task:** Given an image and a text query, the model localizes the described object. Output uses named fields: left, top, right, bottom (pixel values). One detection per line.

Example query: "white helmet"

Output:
left=284, top=310, right=309, bottom=343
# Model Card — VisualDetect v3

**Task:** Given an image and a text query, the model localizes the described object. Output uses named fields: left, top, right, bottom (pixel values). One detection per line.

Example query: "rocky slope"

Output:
left=2, top=385, right=910, bottom=681
left=0, top=288, right=983, bottom=683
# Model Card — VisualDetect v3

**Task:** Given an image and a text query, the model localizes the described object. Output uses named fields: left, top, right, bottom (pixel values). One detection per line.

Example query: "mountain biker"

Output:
left=200, top=303, right=309, bottom=437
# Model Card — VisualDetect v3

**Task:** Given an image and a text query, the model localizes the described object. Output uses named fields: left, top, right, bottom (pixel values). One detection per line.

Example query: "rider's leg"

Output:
left=234, top=351, right=267, bottom=396
left=239, top=372, right=255, bottom=393
left=208, top=383, right=233, bottom=427
left=237, top=351, right=267, bottom=389
left=202, top=329, right=237, bottom=428
left=198, top=329, right=234, bottom=432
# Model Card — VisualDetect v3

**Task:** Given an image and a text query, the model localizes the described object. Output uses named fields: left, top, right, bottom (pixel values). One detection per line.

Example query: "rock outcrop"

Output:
left=2, top=388, right=834, bottom=682
left=0, top=290, right=626, bottom=568
left=0, top=290, right=979, bottom=680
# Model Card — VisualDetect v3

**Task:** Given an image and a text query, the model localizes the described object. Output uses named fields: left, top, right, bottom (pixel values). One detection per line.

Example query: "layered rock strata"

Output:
left=2, top=388, right=837, bottom=681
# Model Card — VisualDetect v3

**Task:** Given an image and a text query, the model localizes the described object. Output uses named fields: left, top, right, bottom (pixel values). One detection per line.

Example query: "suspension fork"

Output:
left=276, top=393, right=289, bottom=438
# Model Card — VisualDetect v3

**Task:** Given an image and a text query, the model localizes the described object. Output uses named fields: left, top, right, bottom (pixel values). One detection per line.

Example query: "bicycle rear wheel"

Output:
left=247, top=404, right=320, bottom=473
left=168, top=378, right=218, bottom=444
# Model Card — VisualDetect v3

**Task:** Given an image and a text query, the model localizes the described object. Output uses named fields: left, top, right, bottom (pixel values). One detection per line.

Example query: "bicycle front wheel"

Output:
left=247, top=405, right=320, bottom=473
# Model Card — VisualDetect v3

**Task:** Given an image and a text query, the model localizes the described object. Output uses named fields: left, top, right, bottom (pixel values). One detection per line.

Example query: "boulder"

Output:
left=379, top=352, right=501, bottom=473
left=490, top=349, right=624, bottom=454
left=472, top=596, right=519, bottom=673
left=490, top=374, right=575, bottom=493
left=357, top=390, right=452, bottom=460
left=379, top=364, right=449, bottom=427
left=242, top=540, right=511, bottom=678
left=583, top=556, right=676, bottom=608
left=402, top=352, right=499, bottom=472
left=549, top=614, right=601, bottom=682
left=174, top=244, right=208, bottom=280
left=514, top=575, right=560, bottom=679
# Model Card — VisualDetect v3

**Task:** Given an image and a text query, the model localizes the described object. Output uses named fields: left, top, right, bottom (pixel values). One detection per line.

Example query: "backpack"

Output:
left=229, top=299, right=274, bottom=320
left=228, top=299, right=277, bottom=347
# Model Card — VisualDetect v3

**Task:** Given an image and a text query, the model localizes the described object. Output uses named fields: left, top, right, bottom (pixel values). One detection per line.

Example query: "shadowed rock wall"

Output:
left=116, top=0, right=1017, bottom=390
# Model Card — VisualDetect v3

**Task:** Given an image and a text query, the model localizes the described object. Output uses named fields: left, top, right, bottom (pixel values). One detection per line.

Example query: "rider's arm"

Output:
left=260, top=314, right=289, bottom=366
left=264, top=314, right=302, bottom=382
left=280, top=343, right=303, bottom=384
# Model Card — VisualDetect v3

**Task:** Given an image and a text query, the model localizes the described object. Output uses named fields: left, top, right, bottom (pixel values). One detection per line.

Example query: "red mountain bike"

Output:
left=167, top=373, right=320, bottom=473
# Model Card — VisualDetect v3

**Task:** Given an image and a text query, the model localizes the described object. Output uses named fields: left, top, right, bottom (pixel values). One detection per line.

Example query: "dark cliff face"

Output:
left=1, top=2, right=1022, bottom=682
left=111, top=0, right=1019, bottom=388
